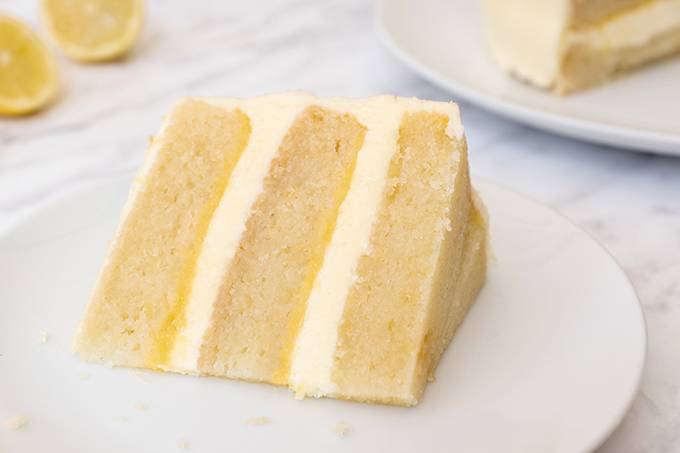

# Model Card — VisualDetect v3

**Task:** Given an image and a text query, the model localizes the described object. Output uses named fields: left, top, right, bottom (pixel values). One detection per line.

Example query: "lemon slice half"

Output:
left=0, top=14, right=59, bottom=116
left=41, top=0, right=144, bottom=62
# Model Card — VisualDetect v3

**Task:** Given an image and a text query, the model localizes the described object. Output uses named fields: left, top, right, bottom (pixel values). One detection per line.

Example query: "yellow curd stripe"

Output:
left=273, top=149, right=360, bottom=383
left=145, top=158, right=244, bottom=367
left=145, top=104, right=252, bottom=368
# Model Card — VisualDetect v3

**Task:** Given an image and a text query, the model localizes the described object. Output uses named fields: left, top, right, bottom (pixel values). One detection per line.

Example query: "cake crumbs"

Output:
left=293, top=389, right=306, bottom=400
left=136, top=372, right=152, bottom=383
left=245, top=416, right=271, bottom=426
left=5, top=415, right=29, bottom=430
left=134, top=403, right=148, bottom=412
left=178, top=439, right=190, bottom=450
left=40, top=331, right=49, bottom=344
left=333, top=421, right=351, bottom=437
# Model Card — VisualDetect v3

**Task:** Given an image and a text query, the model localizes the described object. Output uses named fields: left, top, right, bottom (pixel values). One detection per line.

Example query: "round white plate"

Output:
left=0, top=177, right=645, bottom=453
left=376, top=0, right=680, bottom=155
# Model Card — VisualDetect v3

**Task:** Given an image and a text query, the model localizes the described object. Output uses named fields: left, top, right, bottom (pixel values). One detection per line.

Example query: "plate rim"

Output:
left=477, top=179, right=648, bottom=453
left=0, top=175, right=648, bottom=453
left=375, top=0, right=680, bottom=156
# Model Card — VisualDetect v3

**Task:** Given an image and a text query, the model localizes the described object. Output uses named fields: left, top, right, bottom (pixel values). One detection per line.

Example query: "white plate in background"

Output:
left=377, top=0, right=680, bottom=155
left=0, top=177, right=645, bottom=453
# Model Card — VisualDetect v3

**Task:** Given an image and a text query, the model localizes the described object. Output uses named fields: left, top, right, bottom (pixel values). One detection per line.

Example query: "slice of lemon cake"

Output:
left=74, top=93, right=488, bottom=406
left=481, top=0, right=680, bottom=94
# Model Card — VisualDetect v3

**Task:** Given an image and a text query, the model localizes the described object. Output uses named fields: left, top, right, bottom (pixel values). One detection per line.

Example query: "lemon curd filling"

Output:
left=146, top=112, right=251, bottom=368
left=273, top=129, right=363, bottom=383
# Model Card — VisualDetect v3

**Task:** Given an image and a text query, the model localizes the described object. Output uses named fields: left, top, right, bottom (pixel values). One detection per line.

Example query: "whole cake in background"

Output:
left=480, top=0, right=680, bottom=94
left=74, top=93, right=488, bottom=406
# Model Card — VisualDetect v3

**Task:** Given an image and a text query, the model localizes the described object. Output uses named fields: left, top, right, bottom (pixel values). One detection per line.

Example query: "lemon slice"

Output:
left=41, top=0, right=144, bottom=62
left=0, top=15, right=58, bottom=116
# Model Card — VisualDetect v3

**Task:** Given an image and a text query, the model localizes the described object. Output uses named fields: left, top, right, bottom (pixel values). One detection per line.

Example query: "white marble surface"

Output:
left=0, top=1, right=678, bottom=451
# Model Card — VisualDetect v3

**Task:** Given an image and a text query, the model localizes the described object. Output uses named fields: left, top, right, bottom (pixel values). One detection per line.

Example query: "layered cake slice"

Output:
left=481, top=0, right=680, bottom=93
left=74, top=93, right=488, bottom=406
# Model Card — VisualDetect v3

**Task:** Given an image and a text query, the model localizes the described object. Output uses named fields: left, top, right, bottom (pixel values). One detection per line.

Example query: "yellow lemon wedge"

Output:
left=41, top=0, right=144, bottom=62
left=0, top=14, right=59, bottom=116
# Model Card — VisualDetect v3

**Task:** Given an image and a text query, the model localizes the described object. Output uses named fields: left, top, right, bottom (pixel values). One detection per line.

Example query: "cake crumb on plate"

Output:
left=178, top=439, right=190, bottom=450
left=40, top=331, right=49, bottom=344
left=333, top=421, right=351, bottom=437
left=136, top=372, right=152, bottom=383
left=5, top=415, right=29, bottom=430
left=245, top=416, right=271, bottom=426
left=134, top=403, right=148, bottom=411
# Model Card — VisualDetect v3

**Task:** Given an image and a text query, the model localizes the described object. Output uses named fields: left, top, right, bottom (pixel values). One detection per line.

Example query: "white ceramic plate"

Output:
left=0, top=177, right=645, bottom=453
left=376, top=0, right=680, bottom=155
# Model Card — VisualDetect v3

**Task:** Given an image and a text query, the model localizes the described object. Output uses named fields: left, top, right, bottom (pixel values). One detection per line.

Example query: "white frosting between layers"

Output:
left=158, top=94, right=463, bottom=389
left=481, top=0, right=680, bottom=87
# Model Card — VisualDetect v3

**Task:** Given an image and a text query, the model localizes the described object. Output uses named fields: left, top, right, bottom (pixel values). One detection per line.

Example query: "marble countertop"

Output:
left=1, top=0, right=679, bottom=451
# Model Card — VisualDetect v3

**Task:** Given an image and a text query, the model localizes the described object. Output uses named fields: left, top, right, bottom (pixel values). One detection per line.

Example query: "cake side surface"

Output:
left=411, top=192, right=488, bottom=401
left=407, top=135, right=473, bottom=401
